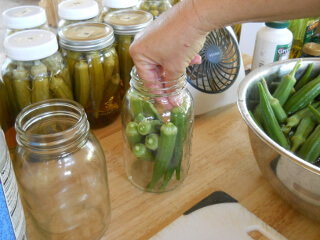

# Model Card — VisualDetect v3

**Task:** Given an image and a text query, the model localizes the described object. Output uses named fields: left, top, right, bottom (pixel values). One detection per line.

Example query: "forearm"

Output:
left=189, top=0, right=320, bottom=32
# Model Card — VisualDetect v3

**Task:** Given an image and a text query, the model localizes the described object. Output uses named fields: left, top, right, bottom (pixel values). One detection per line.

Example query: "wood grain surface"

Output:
left=93, top=104, right=320, bottom=240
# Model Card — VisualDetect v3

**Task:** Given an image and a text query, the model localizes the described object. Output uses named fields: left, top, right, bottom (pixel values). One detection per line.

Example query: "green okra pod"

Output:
left=31, top=60, right=50, bottom=103
left=295, top=63, right=314, bottom=91
left=125, top=122, right=143, bottom=149
left=159, top=159, right=175, bottom=192
left=249, top=110, right=263, bottom=130
left=12, top=63, right=31, bottom=110
left=134, top=113, right=146, bottom=124
left=74, top=60, right=90, bottom=107
left=145, top=133, right=159, bottom=151
left=132, top=143, right=155, bottom=161
left=129, top=96, right=162, bottom=121
left=147, top=122, right=177, bottom=191
left=261, top=77, right=287, bottom=124
left=298, top=125, right=320, bottom=163
left=273, top=59, right=301, bottom=106
left=170, top=106, right=188, bottom=180
left=258, top=82, right=289, bottom=149
left=290, top=115, right=316, bottom=152
left=137, top=119, right=162, bottom=135
left=49, top=76, right=73, bottom=100
left=284, top=74, right=320, bottom=115
left=308, top=104, right=320, bottom=124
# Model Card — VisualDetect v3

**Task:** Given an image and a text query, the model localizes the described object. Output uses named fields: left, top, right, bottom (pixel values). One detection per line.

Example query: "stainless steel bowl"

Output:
left=237, top=58, right=320, bottom=222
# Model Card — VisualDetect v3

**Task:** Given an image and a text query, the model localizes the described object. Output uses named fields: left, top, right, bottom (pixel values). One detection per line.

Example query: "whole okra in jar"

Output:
left=14, top=99, right=111, bottom=240
left=1, top=30, right=74, bottom=150
left=138, top=0, right=172, bottom=18
left=99, top=0, right=139, bottom=22
left=122, top=68, right=194, bottom=192
left=57, top=0, right=100, bottom=31
left=104, top=10, right=153, bottom=92
left=58, top=22, right=121, bottom=128
left=2, top=5, right=50, bottom=38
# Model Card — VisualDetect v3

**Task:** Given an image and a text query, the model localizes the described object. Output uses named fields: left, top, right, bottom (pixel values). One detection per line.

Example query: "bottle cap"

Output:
left=2, top=6, right=47, bottom=29
left=4, top=30, right=58, bottom=61
left=265, top=21, right=289, bottom=29
left=58, top=22, right=115, bottom=51
left=102, top=0, right=139, bottom=8
left=58, top=0, right=99, bottom=20
left=104, top=10, right=153, bottom=35
left=302, top=42, right=320, bottom=56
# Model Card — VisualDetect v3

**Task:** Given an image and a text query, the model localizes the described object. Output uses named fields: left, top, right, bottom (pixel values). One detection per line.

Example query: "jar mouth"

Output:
left=130, top=67, right=187, bottom=97
left=15, top=99, right=89, bottom=153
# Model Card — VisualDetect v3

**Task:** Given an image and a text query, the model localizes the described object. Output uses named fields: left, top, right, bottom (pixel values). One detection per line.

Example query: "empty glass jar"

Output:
left=58, top=22, right=122, bottom=128
left=13, top=99, right=111, bottom=240
left=122, top=68, right=194, bottom=192
left=104, top=10, right=153, bottom=93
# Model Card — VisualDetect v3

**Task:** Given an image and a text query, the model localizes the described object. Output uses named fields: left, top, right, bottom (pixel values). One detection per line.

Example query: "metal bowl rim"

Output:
left=237, top=58, right=320, bottom=176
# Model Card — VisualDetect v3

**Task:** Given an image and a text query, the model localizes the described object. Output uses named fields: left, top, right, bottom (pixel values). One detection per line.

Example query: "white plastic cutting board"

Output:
left=151, top=194, right=287, bottom=240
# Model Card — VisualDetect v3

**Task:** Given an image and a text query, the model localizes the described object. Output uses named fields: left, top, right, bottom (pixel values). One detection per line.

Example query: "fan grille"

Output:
left=187, top=28, right=241, bottom=94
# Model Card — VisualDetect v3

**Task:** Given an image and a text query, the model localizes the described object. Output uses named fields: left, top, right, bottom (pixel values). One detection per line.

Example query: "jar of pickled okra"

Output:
left=99, top=0, right=139, bottom=22
left=58, top=22, right=121, bottom=128
left=14, top=99, right=111, bottom=240
left=2, top=5, right=50, bottom=38
left=104, top=10, right=153, bottom=93
left=57, top=0, right=100, bottom=31
left=138, top=0, right=172, bottom=18
left=122, top=67, right=194, bottom=192
left=1, top=29, right=74, bottom=151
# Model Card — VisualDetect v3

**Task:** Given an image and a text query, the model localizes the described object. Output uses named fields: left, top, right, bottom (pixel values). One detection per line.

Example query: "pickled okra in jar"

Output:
left=138, top=0, right=172, bottom=18
left=1, top=30, right=73, bottom=151
left=99, top=0, right=139, bottom=22
left=59, top=22, right=121, bottom=128
left=104, top=10, right=153, bottom=93
left=122, top=68, right=194, bottom=192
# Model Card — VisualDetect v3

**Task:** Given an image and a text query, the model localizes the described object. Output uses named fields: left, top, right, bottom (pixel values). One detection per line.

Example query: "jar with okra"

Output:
left=138, top=0, right=172, bottom=19
left=58, top=22, right=121, bottom=128
left=104, top=10, right=153, bottom=93
left=2, top=5, right=50, bottom=38
left=57, top=0, right=100, bottom=31
left=1, top=29, right=73, bottom=152
left=99, top=0, right=139, bottom=22
left=122, top=67, right=194, bottom=192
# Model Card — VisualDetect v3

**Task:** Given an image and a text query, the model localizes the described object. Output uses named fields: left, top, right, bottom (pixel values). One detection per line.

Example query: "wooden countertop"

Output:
left=92, top=104, right=320, bottom=240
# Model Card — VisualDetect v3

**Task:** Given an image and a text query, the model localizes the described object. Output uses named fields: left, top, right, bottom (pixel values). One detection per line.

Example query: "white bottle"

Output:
left=251, top=21, right=293, bottom=70
left=0, top=128, right=27, bottom=240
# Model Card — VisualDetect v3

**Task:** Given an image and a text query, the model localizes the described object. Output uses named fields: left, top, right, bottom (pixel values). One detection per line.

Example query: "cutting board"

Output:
left=150, top=191, right=287, bottom=240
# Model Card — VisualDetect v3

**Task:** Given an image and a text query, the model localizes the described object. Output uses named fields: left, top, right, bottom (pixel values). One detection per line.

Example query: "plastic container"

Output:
left=138, top=0, right=172, bottom=18
left=122, top=67, right=194, bottom=192
left=0, top=128, right=27, bottom=240
left=99, top=0, right=139, bottom=22
left=301, top=42, right=320, bottom=57
left=58, top=0, right=100, bottom=30
left=58, top=22, right=121, bottom=128
left=251, top=21, right=293, bottom=70
left=14, top=99, right=111, bottom=240
left=104, top=9, right=153, bottom=92
left=1, top=29, right=73, bottom=151
left=2, top=5, right=50, bottom=38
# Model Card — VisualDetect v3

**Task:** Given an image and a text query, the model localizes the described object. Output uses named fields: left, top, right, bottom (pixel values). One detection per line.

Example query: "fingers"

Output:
left=189, top=54, right=202, bottom=65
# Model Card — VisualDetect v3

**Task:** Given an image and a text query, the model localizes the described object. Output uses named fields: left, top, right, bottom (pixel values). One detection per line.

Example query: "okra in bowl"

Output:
left=237, top=58, right=320, bottom=222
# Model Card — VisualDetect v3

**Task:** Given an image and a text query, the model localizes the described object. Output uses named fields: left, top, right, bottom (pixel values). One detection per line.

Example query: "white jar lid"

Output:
left=102, top=0, right=139, bottom=8
left=2, top=6, right=47, bottom=29
left=4, top=30, right=58, bottom=61
left=58, top=0, right=99, bottom=20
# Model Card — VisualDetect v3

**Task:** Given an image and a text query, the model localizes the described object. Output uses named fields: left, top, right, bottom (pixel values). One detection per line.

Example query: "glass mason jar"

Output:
left=104, top=10, right=153, bottom=93
left=58, top=22, right=122, bottom=128
left=57, top=0, right=100, bottom=31
left=2, top=5, right=50, bottom=38
left=99, top=0, right=139, bottom=22
left=1, top=29, right=73, bottom=152
left=138, top=0, right=172, bottom=19
left=122, top=68, right=194, bottom=192
left=13, top=99, right=111, bottom=240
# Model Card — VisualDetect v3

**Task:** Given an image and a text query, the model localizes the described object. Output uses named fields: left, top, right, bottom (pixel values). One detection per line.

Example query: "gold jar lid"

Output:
left=104, top=10, right=153, bottom=35
left=302, top=42, right=320, bottom=57
left=58, top=22, right=114, bottom=51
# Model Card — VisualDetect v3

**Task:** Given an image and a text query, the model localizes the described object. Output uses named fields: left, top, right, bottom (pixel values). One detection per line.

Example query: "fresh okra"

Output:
left=295, top=63, right=314, bottom=91
left=31, top=60, right=50, bottom=103
left=299, top=125, right=320, bottom=163
left=145, top=133, right=159, bottom=150
left=133, top=143, right=155, bottom=161
left=137, top=120, right=162, bottom=135
left=125, top=122, right=143, bottom=149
